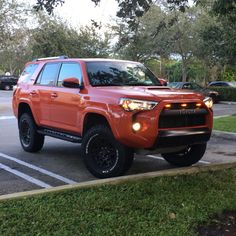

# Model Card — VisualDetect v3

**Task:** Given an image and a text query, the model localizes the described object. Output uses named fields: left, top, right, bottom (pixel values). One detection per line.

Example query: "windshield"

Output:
left=229, top=82, right=236, bottom=87
left=168, top=82, right=179, bottom=88
left=86, top=61, right=162, bottom=87
left=191, top=83, right=203, bottom=90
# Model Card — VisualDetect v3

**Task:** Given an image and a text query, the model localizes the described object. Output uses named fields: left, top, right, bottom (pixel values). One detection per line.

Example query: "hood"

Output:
left=94, top=86, right=204, bottom=101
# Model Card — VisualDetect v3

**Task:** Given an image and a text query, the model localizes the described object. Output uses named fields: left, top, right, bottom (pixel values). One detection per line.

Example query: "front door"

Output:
left=49, top=62, right=83, bottom=134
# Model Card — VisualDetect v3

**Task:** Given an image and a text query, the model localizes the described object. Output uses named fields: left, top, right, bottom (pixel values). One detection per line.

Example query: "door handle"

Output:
left=30, top=90, right=37, bottom=96
left=51, top=92, right=58, bottom=98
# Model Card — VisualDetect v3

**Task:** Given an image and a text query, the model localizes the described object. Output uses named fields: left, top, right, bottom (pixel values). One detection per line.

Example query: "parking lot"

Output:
left=0, top=90, right=236, bottom=196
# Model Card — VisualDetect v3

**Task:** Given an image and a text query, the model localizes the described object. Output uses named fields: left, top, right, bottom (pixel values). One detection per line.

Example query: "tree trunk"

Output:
left=182, top=60, right=187, bottom=82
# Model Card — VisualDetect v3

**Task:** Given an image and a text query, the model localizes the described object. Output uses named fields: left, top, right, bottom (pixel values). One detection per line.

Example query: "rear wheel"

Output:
left=19, top=113, right=44, bottom=152
left=81, top=125, right=134, bottom=178
left=161, top=143, right=207, bottom=167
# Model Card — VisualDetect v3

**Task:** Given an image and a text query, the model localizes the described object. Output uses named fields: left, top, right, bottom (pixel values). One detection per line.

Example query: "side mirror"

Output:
left=62, top=78, right=82, bottom=89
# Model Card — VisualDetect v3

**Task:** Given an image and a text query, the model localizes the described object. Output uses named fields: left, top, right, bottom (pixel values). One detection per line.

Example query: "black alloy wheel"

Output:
left=19, top=113, right=44, bottom=152
left=81, top=125, right=134, bottom=178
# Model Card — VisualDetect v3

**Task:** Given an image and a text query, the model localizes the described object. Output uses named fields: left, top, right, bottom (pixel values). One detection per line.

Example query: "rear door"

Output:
left=31, top=62, right=61, bottom=127
left=49, top=62, right=83, bottom=134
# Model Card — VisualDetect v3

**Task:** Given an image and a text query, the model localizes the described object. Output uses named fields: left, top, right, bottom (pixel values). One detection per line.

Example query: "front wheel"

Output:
left=81, top=125, right=134, bottom=178
left=161, top=143, right=207, bottom=167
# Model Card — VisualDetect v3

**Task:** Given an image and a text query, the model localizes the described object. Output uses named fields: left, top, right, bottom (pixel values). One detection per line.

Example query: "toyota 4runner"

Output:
left=13, top=56, right=213, bottom=178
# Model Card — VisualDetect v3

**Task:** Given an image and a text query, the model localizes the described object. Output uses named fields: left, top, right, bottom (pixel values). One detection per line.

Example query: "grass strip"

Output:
left=0, top=168, right=236, bottom=236
left=214, top=115, right=236, bottom=132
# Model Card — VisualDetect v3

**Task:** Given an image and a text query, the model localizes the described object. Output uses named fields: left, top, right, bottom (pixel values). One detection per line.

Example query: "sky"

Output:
left=46, top=0, right=118, bottom=28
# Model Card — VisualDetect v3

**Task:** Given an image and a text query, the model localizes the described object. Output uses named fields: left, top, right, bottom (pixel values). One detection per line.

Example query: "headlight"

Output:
left=203, top=97, right=213, bottom=109
left=119, top=98, right=158, bottom=111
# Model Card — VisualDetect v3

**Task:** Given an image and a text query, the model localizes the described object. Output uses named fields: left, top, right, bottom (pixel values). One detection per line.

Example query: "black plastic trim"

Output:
left=38, top=128, right=82, bottom=143
left=154, top=128, right=211, bottom=148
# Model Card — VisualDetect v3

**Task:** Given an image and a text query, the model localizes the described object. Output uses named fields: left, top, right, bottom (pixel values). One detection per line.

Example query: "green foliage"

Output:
left=188, top=62, right=206, bottom=84
left=211, top=0, right=236, bottom=22
left=210, top=87, right=236, bottom=101
left=0, top=0, right=30, bottom=74
left=220, top=72, right=235, bottom=82
left=219, top=66, right=236, bottom=82
left=30, top=15, right=110, bottom=59
left=145, top=59, right=162, bottom=76
left=165, top=62, right=182, bottom=82
left=1, top=168, right=236, bottom=235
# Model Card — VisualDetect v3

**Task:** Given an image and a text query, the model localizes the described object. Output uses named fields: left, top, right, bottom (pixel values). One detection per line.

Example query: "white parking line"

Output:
left=0, top=116, right=16, bottom=120
left=0, top=163, right=52, bottom=188
left=0, top=152, right=77, bottom=185
left=147, top=155, right=211, bottom=164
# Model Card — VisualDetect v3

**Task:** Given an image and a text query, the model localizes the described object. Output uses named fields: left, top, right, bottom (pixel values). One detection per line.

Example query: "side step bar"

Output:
left=38, top=128, right=82, bottom=143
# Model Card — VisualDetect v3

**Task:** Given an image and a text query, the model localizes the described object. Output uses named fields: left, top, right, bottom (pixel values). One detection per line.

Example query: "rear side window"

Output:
left=57, top=63, right=82, bottom=87
left=36, top=63, right=61, bottom=86
left=20, top=64, right=39, bottom=83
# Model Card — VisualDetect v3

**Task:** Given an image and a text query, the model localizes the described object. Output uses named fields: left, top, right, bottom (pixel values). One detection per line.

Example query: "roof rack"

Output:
left=33, top=55, right=69, bottom=61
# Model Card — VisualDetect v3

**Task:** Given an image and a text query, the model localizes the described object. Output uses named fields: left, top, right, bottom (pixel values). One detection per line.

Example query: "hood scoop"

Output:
left=146, top=87, right=171, bottom=90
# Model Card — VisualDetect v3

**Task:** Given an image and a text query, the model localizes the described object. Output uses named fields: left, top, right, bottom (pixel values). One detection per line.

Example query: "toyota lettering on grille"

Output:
left=179, top=109, right=196, bottom=115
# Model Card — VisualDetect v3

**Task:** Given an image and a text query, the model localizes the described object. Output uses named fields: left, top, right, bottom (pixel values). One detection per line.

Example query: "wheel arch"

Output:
left=82, top=112, right=112, bottom=136
left=18, top=102, right=38, bottom=126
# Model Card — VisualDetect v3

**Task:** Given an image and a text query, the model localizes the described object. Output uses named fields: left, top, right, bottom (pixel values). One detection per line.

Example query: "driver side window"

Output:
left=57, top=63, right=82, bottom=87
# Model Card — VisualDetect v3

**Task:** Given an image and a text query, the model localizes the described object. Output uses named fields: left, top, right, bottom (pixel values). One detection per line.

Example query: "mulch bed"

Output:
left=197, top=210, right=236, bottom=236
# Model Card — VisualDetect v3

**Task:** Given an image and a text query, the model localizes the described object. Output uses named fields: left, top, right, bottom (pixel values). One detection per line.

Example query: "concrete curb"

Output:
left=212, top=130, right=236, bottom=141
left=1, top=162, right=236, bottom=202
left=219, top=101, right=236, bottom=105
left=214, top=115, right=234, bottom=119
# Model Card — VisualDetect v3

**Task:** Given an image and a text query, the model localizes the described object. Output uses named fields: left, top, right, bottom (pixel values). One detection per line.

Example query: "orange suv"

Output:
left=13, top=56, right=213, bottom=178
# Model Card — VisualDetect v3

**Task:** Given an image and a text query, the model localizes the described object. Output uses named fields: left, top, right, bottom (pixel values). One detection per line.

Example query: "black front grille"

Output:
left=159, top=114, right=206, bottom=128
left=158, top=103, right=208, bottom=129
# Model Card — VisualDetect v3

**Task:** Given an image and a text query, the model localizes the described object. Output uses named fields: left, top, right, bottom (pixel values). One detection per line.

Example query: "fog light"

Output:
left=132, top=122, right=141, bottom=131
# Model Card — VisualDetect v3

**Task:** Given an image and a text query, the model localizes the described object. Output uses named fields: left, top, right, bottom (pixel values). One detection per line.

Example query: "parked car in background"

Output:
left=208, top=81, right=236, bottom=87
left=0, top=75, right=18, bottom=90
left=168, top=82, right=220, bottom=103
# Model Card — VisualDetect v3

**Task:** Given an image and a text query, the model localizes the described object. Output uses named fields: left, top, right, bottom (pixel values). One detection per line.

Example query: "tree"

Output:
left=34, top=0, right=236, bottom=24
left=31, top=15, right=111, bottom=58
left=0, top=0, right=31, bottom=74
left=112, top=5, right=171, bottom=63
left=192, top=1, right=236, bottom=83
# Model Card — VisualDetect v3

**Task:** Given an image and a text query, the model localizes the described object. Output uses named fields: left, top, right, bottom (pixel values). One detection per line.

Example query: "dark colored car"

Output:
left=0, top=75, right=18, bottom=90
left=168, top=82, right=220, bottom=103
left=208, top=81, right=236, bottom=87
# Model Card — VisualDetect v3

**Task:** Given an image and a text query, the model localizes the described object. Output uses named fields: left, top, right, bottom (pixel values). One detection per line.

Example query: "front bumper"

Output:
left=110, top=100, right=213, bottom=149
left=154, top=128, right=211, bottom=148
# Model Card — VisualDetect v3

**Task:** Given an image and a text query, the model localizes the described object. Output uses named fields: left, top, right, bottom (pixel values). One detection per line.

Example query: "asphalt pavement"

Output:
left=0, top=90, right=236, bottom=196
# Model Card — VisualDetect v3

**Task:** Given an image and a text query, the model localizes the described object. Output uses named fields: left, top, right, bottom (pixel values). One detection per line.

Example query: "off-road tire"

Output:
left=81, top=125, right=134, bottom=178
left=19, top=113, right=44, bottom=152
left=161, top=143, right=207, bottom=167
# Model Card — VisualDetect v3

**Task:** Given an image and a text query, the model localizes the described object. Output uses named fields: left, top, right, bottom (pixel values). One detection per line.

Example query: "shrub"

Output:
left=210, top=87, right=236, bottom=101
